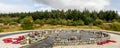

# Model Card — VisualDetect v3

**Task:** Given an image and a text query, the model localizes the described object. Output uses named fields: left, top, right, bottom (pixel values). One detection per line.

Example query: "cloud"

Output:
left=33, top=0, right=110, bottom=11
left=0, top=3, right=35, bottom=13
left=0, top=1, right=53, bottom=13
left=33, top=3, right=55, bottom=10
left=0, top=0, right=112, bottom=13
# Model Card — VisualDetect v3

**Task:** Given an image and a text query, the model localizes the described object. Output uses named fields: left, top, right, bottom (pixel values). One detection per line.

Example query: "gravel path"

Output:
left=53, top=33, right=120, bottom=48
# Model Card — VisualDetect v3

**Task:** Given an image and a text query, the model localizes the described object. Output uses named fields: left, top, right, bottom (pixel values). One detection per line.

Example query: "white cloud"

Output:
left=0, top=3, right=34, bottom=13
left=0, top=2, right=54, bottom=13
left=118, top=12, right=120, bottom=15
left=33, top=0, right=110, bottom=11
left=39, top=7, right=55, bottom=11
left=0, top=0, right=111, bottom=13
left=34, top=4, right=42, bottom=7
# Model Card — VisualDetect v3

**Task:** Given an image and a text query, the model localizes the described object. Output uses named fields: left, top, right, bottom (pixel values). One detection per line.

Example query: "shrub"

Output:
left=0, top=19, right=4, bottom=23
left=34, top=19, right=45, bottom=26
left=0, top=28, right=3, bottom=32
left=39, top=20, right=45, bottom=26
left=21, top=16, right=33, bottom=30
left=67, top=20, right=73, bottom=26
left=72, top=20, right=84, bottom=26
left=4, top=22, right=9, bottom=25
left=9, top=22, right=18, bottom=25
left=34, top=19, right=41, bottom=24
left=111, top=22, right=120, bottom=31
left=77, top=20, right=84, bottom=25
left=58, top=19, right=68, bottom=25
left=100, top=24, right=111, bottom=30
left=93, top=19, right=103, bottom=26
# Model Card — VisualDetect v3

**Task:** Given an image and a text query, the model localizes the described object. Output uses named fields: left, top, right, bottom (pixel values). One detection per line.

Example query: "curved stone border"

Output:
left=21, top=28, right=110, bottom=48
left=52, top=29, right=110, bottom=46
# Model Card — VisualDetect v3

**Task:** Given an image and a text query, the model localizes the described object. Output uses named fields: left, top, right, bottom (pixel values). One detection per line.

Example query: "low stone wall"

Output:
left=21, top=29, right=111, bottom=48
left=52, top=29, right=110, bottom=46
left=96, top=32, right=110, bottom=42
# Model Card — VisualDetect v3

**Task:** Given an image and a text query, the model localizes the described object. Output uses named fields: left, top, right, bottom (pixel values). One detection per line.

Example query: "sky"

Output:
left=0, top=0, right=120, bottom=14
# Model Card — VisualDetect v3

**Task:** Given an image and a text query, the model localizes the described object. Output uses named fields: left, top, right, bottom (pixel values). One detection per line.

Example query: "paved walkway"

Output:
left=53, top=33, right=120, bottom=48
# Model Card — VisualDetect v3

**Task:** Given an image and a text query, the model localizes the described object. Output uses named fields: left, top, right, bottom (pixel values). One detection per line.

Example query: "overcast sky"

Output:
left=0, top=0, right=120, bottom=14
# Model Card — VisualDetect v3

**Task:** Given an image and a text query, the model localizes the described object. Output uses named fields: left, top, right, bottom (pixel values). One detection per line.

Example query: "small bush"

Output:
left=111, top=22, right=120, bottom=31
left=93, top=19, right=103, bottom=26
left=58, top=19, right=68, bottom=25
left=9, top=22, right=18, bottom=25
left=4, top=22, right=9, bottom=25
left=34, top=19, right=41, bottom=24
left=21, top=17, right=34, bottom=30
left=0, top=28, right=3, bottom=32
left=66, top=20, right=73, bottom=26
left=72, top=20, right=84, bottom=26
left=77, top=20, right=84, bottom=25
left=100, top=24, right=111, bottom=30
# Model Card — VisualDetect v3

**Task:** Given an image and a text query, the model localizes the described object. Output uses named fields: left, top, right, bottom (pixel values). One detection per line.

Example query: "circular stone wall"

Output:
left=23, top=29, right=110, bottom=48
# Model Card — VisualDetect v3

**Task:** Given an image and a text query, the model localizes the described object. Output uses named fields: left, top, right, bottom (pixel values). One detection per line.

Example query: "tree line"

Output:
left=0, top=9, right=120, bottom=30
